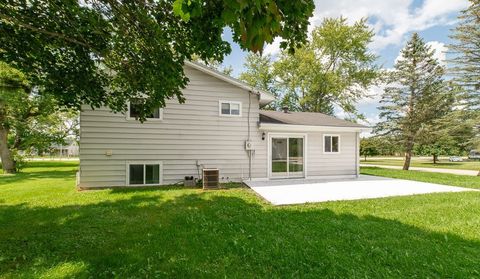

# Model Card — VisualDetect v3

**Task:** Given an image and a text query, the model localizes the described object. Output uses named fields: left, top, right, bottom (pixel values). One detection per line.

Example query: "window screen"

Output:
left=221, top=103, right=230, bottom=115
left=324, top=136, right=339, bottom=153
left=145, top=164, right=160, bottom=184
left=129, top=164, right=144, bottom=185
left=230, top=103, right=240, bottom=115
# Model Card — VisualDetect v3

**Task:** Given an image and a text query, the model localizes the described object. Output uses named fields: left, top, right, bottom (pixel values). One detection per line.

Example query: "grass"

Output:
left=0, top=162, right=480, bottom=278
left=361, top=157, right=480, bottom=171
left=361, top=166, right=480, bottom=190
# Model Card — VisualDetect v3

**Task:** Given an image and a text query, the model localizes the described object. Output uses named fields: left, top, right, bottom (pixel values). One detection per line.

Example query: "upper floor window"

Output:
left=219, top=101, right=241, bottom=117
left=324, top=135, right=340, bottom=153
left=129, top=101, right=162, bottom=120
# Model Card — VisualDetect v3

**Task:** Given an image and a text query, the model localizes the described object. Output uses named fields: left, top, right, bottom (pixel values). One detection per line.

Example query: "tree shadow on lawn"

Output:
left=0, top=193, right=479, bottom=278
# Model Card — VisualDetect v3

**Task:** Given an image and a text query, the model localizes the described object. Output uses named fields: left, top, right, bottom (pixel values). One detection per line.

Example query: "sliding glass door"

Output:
left=271, top=136, right=304, bottom=178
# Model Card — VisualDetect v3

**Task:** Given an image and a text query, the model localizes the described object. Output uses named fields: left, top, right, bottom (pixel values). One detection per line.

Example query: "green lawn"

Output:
left=361, top=157, right=480, bottom=171
left=361, top=166, right=480, bottom=190
left=1, top=162, right=480, bottom=278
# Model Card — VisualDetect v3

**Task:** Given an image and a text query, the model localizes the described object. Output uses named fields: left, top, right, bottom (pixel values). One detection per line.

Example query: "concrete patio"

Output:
left=245, top=175, right=476, bottom=205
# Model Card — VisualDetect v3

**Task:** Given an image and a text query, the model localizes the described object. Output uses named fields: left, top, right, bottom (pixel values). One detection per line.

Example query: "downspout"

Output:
left=247, top=91, right=252, bottom=180
left=355, top=132, right=359, bottom=178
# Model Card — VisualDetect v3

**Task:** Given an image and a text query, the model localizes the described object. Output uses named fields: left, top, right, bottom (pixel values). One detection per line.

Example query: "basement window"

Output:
left=127, top=162, right=162, bottom=185
left=324, top=135, right=340, bottom=153
left=219, top=101, right=241, bottom=116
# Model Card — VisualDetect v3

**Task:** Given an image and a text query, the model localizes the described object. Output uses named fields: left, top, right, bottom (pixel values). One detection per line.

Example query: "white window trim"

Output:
left=126, top=101, right=164, bottom=121
left=219, top=100, right=242, bottom=117
left=126, top=161, right=163, bottom=186
left=323, top=134, right=341, bottom=154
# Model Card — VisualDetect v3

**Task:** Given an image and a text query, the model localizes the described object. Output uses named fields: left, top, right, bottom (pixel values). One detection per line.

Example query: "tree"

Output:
left=449, top=0, right=480, bottom=175
left=414, top=126, right=459, bottom=164
left=273, top=17, right=381, bottom=117
left=273, top=47, right=314, bottom=112
left=449, top=0, right=480, bottom=109
left=191, top=55, right=234, bottom=76
left=239, top=53, right=278, bottom=109
left=375, top=33, right=453, bottom=170
left=0, top=0, right=314, bottom=120
left=0, top=62, right=75, bottom=173
left=360, top=137, right=380, bottom=161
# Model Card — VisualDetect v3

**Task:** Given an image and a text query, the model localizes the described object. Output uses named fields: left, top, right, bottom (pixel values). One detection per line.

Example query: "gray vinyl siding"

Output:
left=306, top=132, right=357, bottom=176
left=79, top=65, right=266, bottom=187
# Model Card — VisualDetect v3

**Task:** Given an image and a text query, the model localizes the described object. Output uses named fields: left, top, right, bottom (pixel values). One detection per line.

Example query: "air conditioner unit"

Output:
left=245, top=140, right=254, bottom=150
left=203, top=168, right=219, bottom=189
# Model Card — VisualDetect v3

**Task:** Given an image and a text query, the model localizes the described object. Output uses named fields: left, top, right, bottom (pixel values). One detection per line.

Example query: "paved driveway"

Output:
left=245, top=175, right=476, bottom=205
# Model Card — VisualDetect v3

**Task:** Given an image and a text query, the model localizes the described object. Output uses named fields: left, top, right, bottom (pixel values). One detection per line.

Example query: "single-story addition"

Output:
left=78, top=61, right=370, bottom=188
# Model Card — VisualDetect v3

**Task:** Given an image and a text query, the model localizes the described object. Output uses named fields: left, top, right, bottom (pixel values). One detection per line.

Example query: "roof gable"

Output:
left=184, top=61, right=275, bottom=106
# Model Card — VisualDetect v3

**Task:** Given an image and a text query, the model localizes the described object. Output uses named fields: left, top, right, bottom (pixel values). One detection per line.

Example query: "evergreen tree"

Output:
left=375, top=33, right=453, bottom=170
left=449, top=0, right=480, bottom=175
left=449, top=0, right=480, bottom=109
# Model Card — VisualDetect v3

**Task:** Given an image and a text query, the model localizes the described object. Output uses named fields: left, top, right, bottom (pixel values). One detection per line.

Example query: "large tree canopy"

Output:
left=272, top=17, right=381, bottom=117
left=0, top=0, right=314, bottom=120
left=239, top=53, right=278, bottom=109
left=0, top=61, right=77, bottom=173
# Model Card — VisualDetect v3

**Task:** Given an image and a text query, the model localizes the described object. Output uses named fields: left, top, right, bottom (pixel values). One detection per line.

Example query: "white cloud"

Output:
left=263, top=37, right=282, bottom=56
left=264, top=0, right=468, bottom=55
left=426, top=41, right=448, bottom=65
left=359, top=113, right=381, bottom=126
left=358, top=85, right=385, bottom=105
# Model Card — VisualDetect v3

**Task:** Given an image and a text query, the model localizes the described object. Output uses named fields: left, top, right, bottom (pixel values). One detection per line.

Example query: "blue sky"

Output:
left=218, top=0, right=469, bottom=125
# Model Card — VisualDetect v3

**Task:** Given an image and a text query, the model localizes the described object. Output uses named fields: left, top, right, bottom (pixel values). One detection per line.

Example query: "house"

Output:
left=78, top=61, right=370, bottom=188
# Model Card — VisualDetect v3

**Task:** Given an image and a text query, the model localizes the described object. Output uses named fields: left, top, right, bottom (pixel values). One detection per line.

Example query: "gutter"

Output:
left=259, top=123, right=372, bottom=133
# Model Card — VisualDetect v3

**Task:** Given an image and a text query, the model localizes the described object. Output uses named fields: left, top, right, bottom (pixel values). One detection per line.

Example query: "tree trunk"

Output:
left=403, top=138, right=414, bottom=170
left=0, top=127, right=15, bottom=174
left=403, top=150, right=412, bottom=170
left=433, top=154, right=437, bottom=164
left=364, top=155, right=367, bottom=161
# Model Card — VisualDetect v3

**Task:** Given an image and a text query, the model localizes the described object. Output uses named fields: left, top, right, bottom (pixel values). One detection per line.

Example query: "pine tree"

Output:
left=449, top=0, right=480, bottom=176
left=449, top=0, right=480, bottom=109
left=375, top=33, right=453, bottom=170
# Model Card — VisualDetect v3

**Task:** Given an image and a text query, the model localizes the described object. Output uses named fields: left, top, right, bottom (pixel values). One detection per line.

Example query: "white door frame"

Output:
left=267, top=132, right=308, bottom=179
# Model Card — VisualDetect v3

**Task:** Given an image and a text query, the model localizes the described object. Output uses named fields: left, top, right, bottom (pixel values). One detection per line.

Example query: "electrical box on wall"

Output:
left=245, top=141, right=254, bottom=150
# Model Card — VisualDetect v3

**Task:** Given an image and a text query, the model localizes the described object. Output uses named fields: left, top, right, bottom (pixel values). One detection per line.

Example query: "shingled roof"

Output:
left=259, top=110, right=368, bottom=128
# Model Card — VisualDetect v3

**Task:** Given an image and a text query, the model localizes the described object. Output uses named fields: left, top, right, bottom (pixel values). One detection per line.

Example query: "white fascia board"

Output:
left=259, top=123, right=372, bottom=133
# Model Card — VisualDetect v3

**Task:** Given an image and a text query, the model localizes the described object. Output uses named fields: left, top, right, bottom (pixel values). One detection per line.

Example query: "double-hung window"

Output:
left=324, top=135, right=340, bottom=153
left=219, top=101, right=241, bottom=116
left=127, top=162, right=162, bottom=185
